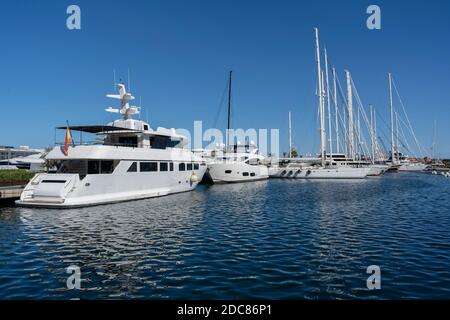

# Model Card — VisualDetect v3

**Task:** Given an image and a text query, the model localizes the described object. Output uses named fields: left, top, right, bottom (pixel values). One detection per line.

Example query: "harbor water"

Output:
left=0, top=172, right=449, bottom=299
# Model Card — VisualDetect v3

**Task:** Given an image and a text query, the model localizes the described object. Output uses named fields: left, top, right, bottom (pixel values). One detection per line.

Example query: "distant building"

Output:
left=0, top=146, right=44, bottom=161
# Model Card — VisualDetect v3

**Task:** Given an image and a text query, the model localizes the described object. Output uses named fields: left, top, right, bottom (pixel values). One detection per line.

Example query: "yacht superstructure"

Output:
left=16, top=83, right=206, bottom=208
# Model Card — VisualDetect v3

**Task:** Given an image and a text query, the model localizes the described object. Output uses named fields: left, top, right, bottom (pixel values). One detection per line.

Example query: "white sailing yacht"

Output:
left=386, top=73, right=428, bottom=172
left=16, top=83, right=207, bottom=208
left=204, top=71, right=269, bottom=183
left=271, top=29, right=368, bottom=179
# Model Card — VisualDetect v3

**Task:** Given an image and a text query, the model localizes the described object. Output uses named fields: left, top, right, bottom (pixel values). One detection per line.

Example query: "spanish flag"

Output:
left=64, top=126, right=72, bottom=156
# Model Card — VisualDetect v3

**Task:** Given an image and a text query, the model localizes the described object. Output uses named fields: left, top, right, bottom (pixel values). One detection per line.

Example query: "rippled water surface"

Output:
left=1, top=173, right=450, bottom=299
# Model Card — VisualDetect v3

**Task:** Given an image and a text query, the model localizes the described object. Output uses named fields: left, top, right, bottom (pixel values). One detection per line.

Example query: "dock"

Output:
left=0, top=186, right=24, bottom=200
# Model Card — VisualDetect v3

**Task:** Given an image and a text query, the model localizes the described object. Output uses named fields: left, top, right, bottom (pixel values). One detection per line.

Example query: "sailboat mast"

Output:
left=332, top=67, right=339, bottom=153
left=357, top=107, right=361, bottom=159
left=314, top=28, right=326, bottom=166
left=374, top=109, right=378, bottom=160
left=226, top=70, right=232, bottom=150
left=288, top=111, right=292, bottom=158
left=324, top=48, right=333, bottom=163
left=321, top=71, right=326, bottom=163
left=389, top=73, right=395, bottom=164
left=395, top=111, right=399, bottom=162
left=432, top=120, right=437, bottom=161
left=345, top=70, right=354, bottom=160
left=343, top=106, right=347, bottom=157
left=370, top=105, right=375, bottom=163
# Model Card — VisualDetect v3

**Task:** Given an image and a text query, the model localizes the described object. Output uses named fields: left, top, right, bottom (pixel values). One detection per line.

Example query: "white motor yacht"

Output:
left=202, top=71, right=269, bottom=184
left=204, top=142, right=269, bottom=183
left=16, top=83, right=206, bottom=208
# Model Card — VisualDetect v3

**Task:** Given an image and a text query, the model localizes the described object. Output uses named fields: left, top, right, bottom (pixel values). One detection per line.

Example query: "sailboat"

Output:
left=271, top=29, right=368, bottom=179
left=385, top=73, right=428, bottom=172
left=203, top=71, right=269, bottom=183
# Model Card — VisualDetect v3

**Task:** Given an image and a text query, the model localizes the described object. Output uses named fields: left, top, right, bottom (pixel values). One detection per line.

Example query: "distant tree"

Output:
left=290, top=148, right=299, bottom=158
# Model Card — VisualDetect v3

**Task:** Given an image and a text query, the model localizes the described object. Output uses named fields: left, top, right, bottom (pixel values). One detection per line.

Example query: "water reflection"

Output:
left=0, top=173, right=449, bottom=299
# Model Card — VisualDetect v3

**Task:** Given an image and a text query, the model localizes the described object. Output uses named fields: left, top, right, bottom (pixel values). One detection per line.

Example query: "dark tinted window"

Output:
left=179, top=163, right=185, bottom=171
left=187, top=163, right=193, bottom=170
left=250, top=172, right=256, bottom=177
left=225, top=170, right=232, bottom=174
left=170, top=163, right=174, bottom=171
left=160, top=162, right=168, bottom=172
left=127, top=162, right=137, bottom=172
left=118, top=136, right=138, bottom=147
left=88, top=161, right=100, bottom=174
left=141, top=162, right=158, bottom=172
left=194, top=163, right=199, bottom=170
left=243, top=172, right=249, bottom=176
left=101, top=160, right=115, bottom=174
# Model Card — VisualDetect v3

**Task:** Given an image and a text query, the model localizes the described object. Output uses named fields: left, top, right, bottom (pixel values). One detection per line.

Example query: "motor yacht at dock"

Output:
left=200, top=141, right=269, bottom=183
left=16, top=83, right=206, bottom=208
left=200, top=71, right=269, bottom=184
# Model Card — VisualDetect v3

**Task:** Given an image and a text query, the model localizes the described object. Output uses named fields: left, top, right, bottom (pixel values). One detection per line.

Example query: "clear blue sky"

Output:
left=1, top=0, right=449, bottom=157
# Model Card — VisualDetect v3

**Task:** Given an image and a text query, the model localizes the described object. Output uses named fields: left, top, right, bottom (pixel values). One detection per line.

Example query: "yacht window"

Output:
left=242, top=172, right=249, bottom=176
left=88, top=161, right=100, bottom=174
left=194, top=163, right=199, bottom=170
left=179, top=163, right=186, bottom=171
left=140, top=162, right=158, bottom=172
left=160, top=162, right=168, bottom=172
left=143, top=125, right=149, bottom=131
left=150, top=136, right=182, bottom=149
left=250, top=172, right=256, bottom=177
left=101, top=160, right=115, bottom=174
left=187, top=163, right=193, bottom=170
left=41, top=180, right=66, bottom=183
left=58, top=160, right=86, bottom=175
left=225, top=170, right=232, bottom=174
left=118, top=136, right=138, bottom=148
left=127, top=162, right=138, bottom=172
left=170, top=163, right=174, bottom=171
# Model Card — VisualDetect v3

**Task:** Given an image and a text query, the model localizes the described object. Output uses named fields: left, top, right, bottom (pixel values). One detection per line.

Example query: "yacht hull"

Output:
left=16, top=163, right=206, bottom=208
left=271, top=166, right=369, bottom=179
left=367, top=165, right=388, bottom=176
left=207, top=162, right=269, bottom=183
left=399, top=163, right=428, bottom=171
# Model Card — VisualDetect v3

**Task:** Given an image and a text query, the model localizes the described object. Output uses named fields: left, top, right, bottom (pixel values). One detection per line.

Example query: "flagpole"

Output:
left=66, top=120, right=75, bottom=146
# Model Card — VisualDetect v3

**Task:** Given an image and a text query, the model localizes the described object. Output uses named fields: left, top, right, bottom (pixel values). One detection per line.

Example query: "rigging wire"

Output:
left=391, top=77, right=426, bottom=158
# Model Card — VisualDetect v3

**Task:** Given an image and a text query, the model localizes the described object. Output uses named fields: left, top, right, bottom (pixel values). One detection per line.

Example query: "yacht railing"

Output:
left=54, top=141, right=142, bottom=149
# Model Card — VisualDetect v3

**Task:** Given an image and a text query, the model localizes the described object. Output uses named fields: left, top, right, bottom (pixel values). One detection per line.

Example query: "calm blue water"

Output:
left=1, top=173, right=449, bottom=299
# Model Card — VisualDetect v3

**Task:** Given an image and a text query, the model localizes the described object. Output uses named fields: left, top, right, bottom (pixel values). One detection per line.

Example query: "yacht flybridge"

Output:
left=16, top=83, right=206, bottom=208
